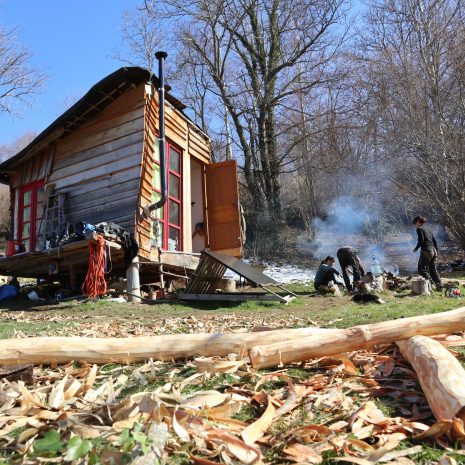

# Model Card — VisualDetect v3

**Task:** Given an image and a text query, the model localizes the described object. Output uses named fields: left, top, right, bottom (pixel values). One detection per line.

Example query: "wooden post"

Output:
left=126, top=256, right=141, bottom=303
left=159, top=263, right=165, bottom=289
left=69, top=265, right=77, bottom=290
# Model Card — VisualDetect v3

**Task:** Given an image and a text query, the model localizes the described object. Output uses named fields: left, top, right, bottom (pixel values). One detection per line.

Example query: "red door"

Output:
left=18, top=180, right=45, bottom=252
left=205, top=160, right=243, bottom=257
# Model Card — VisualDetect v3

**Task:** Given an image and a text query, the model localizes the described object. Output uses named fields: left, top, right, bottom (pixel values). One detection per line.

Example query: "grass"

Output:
left=1, top=284, right=465, bottom=464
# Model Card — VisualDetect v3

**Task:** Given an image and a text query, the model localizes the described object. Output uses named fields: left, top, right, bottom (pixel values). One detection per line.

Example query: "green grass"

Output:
left=2, top=286, right=465, bottom=464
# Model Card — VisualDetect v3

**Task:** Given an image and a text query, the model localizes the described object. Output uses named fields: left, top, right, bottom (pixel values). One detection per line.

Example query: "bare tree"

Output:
left=0, top=24, right=46, bottom=115
left=126, top=0, right=348, bottom=223
left=353, top=0, right=465, bottom=247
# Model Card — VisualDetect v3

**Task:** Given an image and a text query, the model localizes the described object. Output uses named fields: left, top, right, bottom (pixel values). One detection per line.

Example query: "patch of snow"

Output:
left=259, top=262, right=315, bottom=284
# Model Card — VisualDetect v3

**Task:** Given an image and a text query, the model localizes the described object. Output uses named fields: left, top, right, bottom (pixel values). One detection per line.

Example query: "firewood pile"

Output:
left=385, top=273, right=410, bottom=291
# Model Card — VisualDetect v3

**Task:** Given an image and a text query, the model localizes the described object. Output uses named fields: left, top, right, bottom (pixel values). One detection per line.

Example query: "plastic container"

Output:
left=5, top=240, right=15, bottom=256
left=371, top=257, right=382, bottom=276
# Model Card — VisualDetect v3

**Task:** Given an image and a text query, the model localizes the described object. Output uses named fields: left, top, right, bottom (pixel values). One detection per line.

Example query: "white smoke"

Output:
left=299, top=196, right=418, bottom=274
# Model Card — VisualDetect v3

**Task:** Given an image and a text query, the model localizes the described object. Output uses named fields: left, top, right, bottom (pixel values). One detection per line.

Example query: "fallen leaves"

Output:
left=1, top=321, right=465, bottom=464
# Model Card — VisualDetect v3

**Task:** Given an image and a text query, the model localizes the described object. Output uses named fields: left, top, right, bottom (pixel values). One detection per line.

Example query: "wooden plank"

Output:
left=56, top=167, right=141, bottom=197
left=53, top=131, right=143, bottom=170
left=49, top=141, right=143, bottom=182
left=52, top=153, right=141, bottom=190
left=67, top=178, right=140, bottom=205
left=56, top=116, right=144, bottom=158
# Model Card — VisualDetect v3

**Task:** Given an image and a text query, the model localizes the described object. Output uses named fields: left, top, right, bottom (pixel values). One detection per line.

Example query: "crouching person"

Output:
left=314, top=256, right=343, bottom=295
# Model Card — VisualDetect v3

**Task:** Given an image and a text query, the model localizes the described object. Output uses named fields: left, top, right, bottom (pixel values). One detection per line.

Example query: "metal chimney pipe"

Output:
left=149, top=51, right=168, bottom=213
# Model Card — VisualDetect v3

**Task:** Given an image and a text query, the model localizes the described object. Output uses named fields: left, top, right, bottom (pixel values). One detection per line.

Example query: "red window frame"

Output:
left=17, top=179, right=45, bottom=252
left=152, top=140, right=183, bottom=251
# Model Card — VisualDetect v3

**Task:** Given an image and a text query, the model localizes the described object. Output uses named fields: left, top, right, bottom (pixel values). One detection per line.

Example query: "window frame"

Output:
left=17, top=179, right=45, bottom=252
left=152, top=139, right=183, bottom=251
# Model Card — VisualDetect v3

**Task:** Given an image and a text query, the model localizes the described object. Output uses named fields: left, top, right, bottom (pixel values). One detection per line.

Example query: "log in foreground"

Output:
left=249, top=306, right=465, bottom=369
left=397, top=336, right=465, bottom=421
left=0, top=327, right=340, bottom=366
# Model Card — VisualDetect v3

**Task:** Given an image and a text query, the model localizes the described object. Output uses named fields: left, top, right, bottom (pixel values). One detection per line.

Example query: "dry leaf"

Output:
left=241, top=394, right=276, bottom=445
left=283, top=443, right=323, bottom=464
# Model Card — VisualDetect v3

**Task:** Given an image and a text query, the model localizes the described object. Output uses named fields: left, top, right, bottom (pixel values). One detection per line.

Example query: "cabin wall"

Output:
left=47, top=85, right=145, bottom=231
left=136, top=85, right=211, bottom=259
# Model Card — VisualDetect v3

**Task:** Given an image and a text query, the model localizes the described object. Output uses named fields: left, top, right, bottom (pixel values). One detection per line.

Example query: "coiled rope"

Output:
left=82, top=235, right=107, bottom=298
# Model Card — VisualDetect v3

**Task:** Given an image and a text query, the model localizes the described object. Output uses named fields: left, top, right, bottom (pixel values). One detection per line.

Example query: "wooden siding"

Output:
left=49, top=84, right=145, bottom=231
left=135, top=86, right=211, bottom=258
left=136, top=87, right=157, bottom=258
left=11, top=146, right=54, bottom=189
left=188, top=126, right=210, bottom=165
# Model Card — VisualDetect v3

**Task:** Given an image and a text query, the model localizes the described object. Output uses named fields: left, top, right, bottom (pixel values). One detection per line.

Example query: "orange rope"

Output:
left=82, top=235, right=107, bottom=298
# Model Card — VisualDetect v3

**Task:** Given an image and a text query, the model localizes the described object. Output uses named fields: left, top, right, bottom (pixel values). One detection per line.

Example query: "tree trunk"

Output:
left=0, top=327, right=339, bottom=366
left=249, top=305, right=465, bottom=369
left=397, top=336, right=465, bottom=421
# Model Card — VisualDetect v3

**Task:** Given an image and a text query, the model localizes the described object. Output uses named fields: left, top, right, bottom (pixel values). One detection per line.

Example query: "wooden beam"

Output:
left=0, top=328, right=340, bottom=366
left=248, top=306, right=465, bottom=369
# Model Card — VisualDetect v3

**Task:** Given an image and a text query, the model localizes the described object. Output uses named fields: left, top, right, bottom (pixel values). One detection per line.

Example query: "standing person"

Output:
left=314, top=256, right=343, bottom=291
left=337, top=247, right=365, bottom=292
left=412, top=216, right=442, bottom=290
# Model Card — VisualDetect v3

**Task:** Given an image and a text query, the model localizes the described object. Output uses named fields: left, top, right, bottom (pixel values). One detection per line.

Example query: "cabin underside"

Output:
left=0, top=241, right=199, bottom=289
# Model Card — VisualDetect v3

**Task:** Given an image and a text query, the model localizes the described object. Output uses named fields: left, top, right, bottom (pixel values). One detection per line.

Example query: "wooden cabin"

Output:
left=0, top=67, right=243, bottom=288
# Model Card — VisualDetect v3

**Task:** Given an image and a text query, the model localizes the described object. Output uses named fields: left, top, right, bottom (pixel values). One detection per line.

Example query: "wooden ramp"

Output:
left=178, top=250, right=295, bottom=303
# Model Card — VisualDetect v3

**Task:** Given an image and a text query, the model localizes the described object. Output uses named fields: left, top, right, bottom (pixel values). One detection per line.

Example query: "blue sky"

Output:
left=0, top=0, right=140, bottom=146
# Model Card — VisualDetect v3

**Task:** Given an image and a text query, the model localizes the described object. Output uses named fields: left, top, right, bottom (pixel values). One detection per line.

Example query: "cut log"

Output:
left=397, top=336, right=465, bottom=421
left=249, top=305, right=465, bottom=369
left=410, top=277, right=432, bottom=295
left=0, top=327, right=339, bottom=366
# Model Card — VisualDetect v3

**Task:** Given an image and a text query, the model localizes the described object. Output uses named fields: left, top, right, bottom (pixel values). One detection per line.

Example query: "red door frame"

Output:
left=17, top=179, right=44, bottom=252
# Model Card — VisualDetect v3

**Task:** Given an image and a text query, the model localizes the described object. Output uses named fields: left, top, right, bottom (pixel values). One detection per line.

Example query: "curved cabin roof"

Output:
left=0, top=66, right=191, bottom=183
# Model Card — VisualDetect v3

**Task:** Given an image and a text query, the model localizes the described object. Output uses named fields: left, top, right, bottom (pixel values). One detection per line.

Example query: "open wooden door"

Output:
left=205, top=160, right=243, bottom=257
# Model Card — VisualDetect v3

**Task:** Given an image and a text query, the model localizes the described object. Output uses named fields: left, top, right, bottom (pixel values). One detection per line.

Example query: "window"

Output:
left=151, top=140, right=183, bottom=251
left=18, top=180, right=45, bottom=252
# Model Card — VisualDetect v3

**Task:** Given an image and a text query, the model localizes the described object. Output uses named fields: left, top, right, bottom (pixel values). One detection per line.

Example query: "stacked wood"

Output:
left=0, top=327, right=340, bottom=366
left=248, top=306, right=465, bottom=368
left=397, top=336, right=465, bottom=421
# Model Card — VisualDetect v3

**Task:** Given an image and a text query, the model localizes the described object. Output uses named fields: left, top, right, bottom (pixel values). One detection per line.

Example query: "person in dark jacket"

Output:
left=412, top=216, right=442, bottom=290
left=314, top=256, right=343, bottom=290
left=336, top=247, right=365, bottom=292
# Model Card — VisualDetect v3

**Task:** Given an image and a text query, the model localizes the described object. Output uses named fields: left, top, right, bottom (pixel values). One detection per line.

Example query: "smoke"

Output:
left=300, top=196, right=417, bottom=274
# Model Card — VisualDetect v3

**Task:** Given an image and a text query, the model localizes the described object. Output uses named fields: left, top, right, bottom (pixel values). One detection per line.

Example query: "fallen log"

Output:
left=249, top=306, right=465, bottom=369
left=397, top=336, right=465, bottom=421
left=0, top=327, right=340, bottom=366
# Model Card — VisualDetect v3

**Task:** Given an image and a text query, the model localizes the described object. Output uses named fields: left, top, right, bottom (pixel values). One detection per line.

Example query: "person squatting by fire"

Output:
left=412, top=216, right=442, bottom=291
left=314, top=256, right=344, bottom=291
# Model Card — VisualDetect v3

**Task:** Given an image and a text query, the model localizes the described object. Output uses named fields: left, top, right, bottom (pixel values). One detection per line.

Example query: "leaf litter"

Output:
left=1, top=313, right=465, bottom=463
